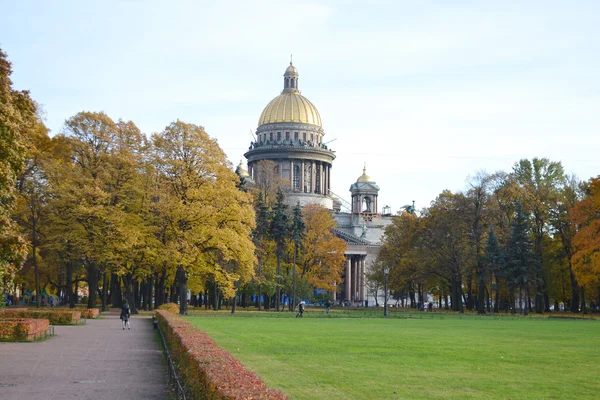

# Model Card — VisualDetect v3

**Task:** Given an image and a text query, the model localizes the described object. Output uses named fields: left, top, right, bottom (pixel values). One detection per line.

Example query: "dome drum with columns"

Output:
left=244, top=62, right=335, bottom=208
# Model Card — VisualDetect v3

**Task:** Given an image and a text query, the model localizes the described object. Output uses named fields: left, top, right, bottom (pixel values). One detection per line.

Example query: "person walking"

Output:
left=121, top=301, right=131, bottom=330
left=296, top=301, right=305, bottom=318
left=325, top=299, right=331, bottom=314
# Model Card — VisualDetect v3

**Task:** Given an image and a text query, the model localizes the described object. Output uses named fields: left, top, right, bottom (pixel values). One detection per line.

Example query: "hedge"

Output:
left=80, top=308, right=100, bottom=319
left=0, top=318, right=50, bottom=341
left=156, top=310, right=287, bottom=399
left=0, top=309, right=81, bottom=325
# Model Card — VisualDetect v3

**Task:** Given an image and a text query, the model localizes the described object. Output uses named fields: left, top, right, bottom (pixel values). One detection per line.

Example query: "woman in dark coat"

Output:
left=120, top=301, right=131, bottom=330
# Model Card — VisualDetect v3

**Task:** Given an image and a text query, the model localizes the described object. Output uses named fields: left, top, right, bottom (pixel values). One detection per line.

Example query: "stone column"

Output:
left=360, top=257, right=366, bottom=302
left=323, top=164, right=327, bottom=195
left=321, top=163, right=325, bottom=194
left=301, top=160, right=305, bottom=193
left=290, top=160, right=294, bottom=190
left=327, top=164, right=331, bottom=193
left=354, top=258, right=359, bottom=303
left=311, top=161, right=316, bottom=193
left=345, top=257, right=351, bottom=302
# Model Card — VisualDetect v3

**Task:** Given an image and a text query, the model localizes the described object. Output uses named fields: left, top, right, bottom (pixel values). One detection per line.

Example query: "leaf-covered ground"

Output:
left=187, top=312, right=599, bottom=399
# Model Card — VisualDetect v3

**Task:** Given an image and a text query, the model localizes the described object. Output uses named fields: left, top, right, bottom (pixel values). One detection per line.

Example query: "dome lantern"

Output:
left=283, top=61, right=299, bottom=93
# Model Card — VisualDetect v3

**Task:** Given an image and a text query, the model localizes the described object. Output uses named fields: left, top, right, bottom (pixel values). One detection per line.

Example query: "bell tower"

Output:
left=350, top=164, right=380, bottom=218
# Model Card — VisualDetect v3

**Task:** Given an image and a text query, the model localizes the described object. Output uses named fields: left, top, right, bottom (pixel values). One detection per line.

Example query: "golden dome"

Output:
left=357, top=165, right=373, bottom=182
left=236, top=160, right=250, bottom=177
left=285, top=63, right=298, bottom=76
left=258, top=92, right=322, bottom=127
left=258, top=62, right=322, bottom=127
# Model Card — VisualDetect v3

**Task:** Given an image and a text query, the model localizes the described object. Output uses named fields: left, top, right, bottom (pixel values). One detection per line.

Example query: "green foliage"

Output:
left=0, top=47, right=37, bottom=290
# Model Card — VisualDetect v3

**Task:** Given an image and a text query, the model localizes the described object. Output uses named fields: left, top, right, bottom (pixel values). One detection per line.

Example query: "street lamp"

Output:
left=384, top=267, right=389, bottom=318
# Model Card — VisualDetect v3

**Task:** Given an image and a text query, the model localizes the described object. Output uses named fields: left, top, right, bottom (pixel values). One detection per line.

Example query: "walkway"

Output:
left=0, top=310, right=168, bottom=400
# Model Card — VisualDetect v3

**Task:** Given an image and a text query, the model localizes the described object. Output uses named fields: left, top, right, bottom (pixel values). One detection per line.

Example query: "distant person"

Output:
left=325, top=300, right=331, bottom=314
left=296, top=301, right=305, bottom=318
left=121, top=301, right=131, bottom=330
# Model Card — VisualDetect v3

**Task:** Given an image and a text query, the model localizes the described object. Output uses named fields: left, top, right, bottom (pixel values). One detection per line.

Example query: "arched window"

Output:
left=362, top=197, right=372, bottom=212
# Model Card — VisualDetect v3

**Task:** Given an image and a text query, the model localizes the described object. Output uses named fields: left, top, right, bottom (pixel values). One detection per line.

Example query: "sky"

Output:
left=2, top=0, right=599, bottom=213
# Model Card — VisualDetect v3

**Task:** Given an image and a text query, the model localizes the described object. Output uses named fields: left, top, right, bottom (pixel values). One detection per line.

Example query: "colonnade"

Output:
left=290, top=159, right=331, bottom=195
left=344, top=255, right=366, bottom=305
left=248, top=160, right=331, bottom=195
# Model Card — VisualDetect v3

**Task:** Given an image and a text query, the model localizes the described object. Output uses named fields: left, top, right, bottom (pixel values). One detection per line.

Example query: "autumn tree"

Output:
left=14, top=121, right=52, bottom=307
left=0, top=48, right=37, bottom=292
left=298, top=204, right=347, bottom=294
left=570, top=177, right=600, bottom=308
left=152, top=121, right=256, bottom=315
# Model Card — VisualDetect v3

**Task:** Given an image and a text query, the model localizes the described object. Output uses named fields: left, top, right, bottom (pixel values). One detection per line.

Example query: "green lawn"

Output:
left=187, top=311, right=599, bottom=400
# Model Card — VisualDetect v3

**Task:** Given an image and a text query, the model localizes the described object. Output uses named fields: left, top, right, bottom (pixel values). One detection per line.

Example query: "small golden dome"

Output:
left=258, top=92, right=322, bottom=127
left=357, top=165, right=373, bottom=183
left=236, top=160, right=250, bottom=177
left=285, top=63, right=298, bottom=76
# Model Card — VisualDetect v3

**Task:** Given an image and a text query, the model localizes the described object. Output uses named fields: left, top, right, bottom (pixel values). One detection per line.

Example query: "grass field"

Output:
left=187, top=311, right=599, bottom=400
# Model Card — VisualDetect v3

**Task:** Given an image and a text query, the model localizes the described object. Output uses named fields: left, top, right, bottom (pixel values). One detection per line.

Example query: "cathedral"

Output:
left=238, top=62, right=393, bottom=306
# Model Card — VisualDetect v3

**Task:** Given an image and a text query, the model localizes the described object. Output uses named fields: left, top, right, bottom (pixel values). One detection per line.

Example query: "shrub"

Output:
left=158, top=303, right=180, bottom=314
left=0, top=318, right=50, bottom=341
left=80, top=308, right=100, bottom=319
left=156, top=310, right=287, bottom=399
left=0, top=309, right=81, bottom=325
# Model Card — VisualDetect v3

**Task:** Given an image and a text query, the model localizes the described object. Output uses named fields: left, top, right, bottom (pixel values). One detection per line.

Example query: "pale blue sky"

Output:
left=2, top=0, right=599, bottom=211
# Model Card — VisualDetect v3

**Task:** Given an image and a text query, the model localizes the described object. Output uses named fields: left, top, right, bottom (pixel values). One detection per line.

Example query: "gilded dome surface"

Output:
left=258, top=92, right=322, bottom=127
left=357, top=166, right=373, bottom=182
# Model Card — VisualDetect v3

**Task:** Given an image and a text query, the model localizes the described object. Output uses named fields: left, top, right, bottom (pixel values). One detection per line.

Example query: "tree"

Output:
left=506, top=202, right=538, bottom=315
left=0, top=47, right=37, bottom=292
left=290, top=202, right=305, bottom=311
left=14, top=121, right=52, bottom=307
left=513, top=158, right=565, bottom=312
left=549, top=174, right=584, bottom=312
left=377, top=210, right=426, bottom=308
left=484, top=226, right=504, bottom=312
left=570, top=177, right=600, bottom=307
left=269, top=188, right=288, bottom=311
left=152, top=121, right=256, bottom=315
left=298, top=204, right=347, bottom=292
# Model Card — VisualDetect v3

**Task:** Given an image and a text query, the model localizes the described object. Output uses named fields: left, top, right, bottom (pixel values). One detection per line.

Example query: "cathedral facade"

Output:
left=242, top=62, right=393, bottom=306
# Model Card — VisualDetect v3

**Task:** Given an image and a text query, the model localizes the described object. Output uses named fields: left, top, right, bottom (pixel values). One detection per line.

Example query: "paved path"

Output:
left=0, top=311, right=168, bottom=400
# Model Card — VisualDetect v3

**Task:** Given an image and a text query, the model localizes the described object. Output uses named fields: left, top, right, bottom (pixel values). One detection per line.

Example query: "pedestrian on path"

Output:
left=296, top=301, right=305, bottom=318
left=121, top=301, right=131, bottom=330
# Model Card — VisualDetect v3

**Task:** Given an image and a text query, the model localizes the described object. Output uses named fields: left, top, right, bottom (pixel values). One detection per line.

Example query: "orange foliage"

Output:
left=570, top=178, right=600, bottom=289
left=299, top=204, right=347, bottom=291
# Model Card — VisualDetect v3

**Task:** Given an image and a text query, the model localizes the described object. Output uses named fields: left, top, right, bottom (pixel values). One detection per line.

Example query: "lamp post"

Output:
left=384, top=267, right=389, bottom=318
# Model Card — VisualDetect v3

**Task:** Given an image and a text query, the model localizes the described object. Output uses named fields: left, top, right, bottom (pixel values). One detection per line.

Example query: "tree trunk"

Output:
left=231, top=295, right=237, bottom=314
left=66, top=260, right=74, bottom=308
left=276, top=254, right=281, bottom=311
left=101, top=272, right=108, bottom=311
left=477, top=270, right=486, bottom=314
left=133, top=280, right=141, bottom=310
left=569, top=269, right=580, bottom=313
left=123, top=275, right=138, bottom=314
left=581, top=287, right=587, bottom=314
left=110, top=273, right=121, bottom=308
left=32, top=216, right=40, bottom=308
left=178, top=266, right=187, bottom=315
left=87, top=262, right=99, bottom=309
